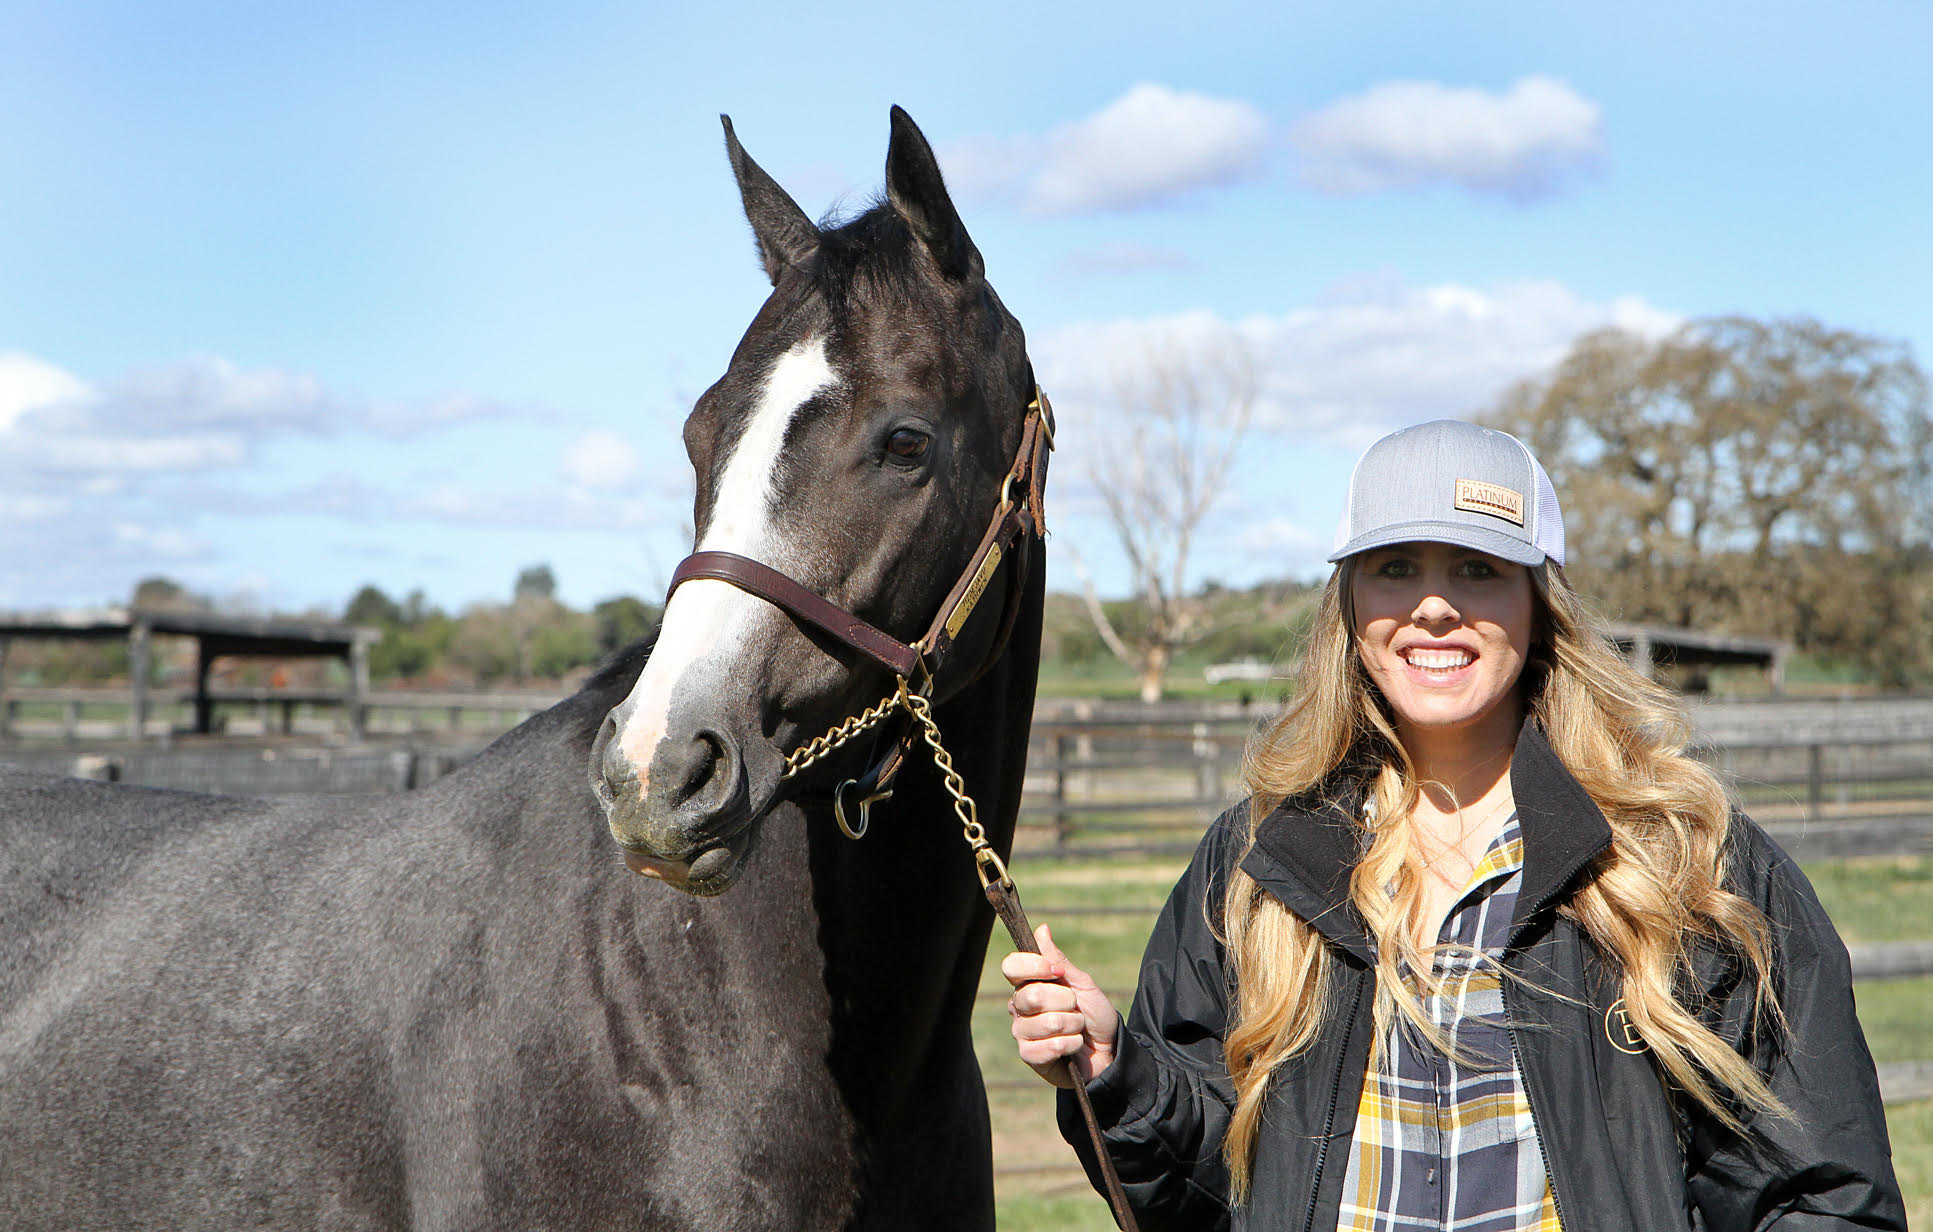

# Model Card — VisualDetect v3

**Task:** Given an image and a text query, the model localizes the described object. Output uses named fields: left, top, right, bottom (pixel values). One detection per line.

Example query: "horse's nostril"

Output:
left=592, top=713, right=634, bottom=809
left=668, top=727, right=739, bottom=810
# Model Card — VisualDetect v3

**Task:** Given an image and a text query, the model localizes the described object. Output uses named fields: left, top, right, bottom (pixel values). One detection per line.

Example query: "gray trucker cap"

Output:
left=1327, top=419, right=1565, bottom=567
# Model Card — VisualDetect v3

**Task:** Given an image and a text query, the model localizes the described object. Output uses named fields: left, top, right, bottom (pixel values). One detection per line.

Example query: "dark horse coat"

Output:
left=0, top=108, right=1041, bottom=1231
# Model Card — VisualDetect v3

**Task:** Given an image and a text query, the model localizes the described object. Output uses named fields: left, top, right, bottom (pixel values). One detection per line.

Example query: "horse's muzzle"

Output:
left=592, top=708, right=757, bottom=896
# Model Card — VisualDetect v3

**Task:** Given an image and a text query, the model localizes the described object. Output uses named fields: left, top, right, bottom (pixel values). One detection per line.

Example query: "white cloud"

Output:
left=1033, top=277, right=1680, bottom=589
left=99, top=357, right=333, bottom=433
left=0, top=352, right=92, bottom=430
left=0, top=350, right=569, bottom=606
left=111, top=521, right=207, bottom=559
left=36, top=433, right=247, bottom=473
left=945, top=83, right=1271, bottom=215
left=1038, top=276, right=1678, bottom=449
left=559, top=428, right=641, bottom=490
left=1057, top=243, right=1196, bottom=278
left=1293, top=76, right=1603, bottom=200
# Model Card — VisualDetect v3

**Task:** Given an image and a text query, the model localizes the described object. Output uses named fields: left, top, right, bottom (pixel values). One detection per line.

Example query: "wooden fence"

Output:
left=0, top=686, right=558, bottom=741
left=7, top=693, right=1933, bottom=855
left=1015, top=712, right=1933, bottom=863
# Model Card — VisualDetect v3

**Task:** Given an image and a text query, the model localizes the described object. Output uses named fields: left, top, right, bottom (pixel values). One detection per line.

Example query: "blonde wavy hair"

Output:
left=1220, top=561, right=1784, bottom=1200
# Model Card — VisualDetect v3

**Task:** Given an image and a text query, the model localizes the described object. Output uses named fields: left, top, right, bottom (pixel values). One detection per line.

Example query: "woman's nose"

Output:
left=1412, top=592, right=1459, bottom=624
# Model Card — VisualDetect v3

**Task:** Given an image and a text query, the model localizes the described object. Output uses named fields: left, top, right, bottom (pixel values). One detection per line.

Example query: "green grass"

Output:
left=1890, top=1100, right=1933, bottom=1228
left=1850, top=979, right=1933, bottom=1068
left=1035, top=653, right=1291, bottom=703
left=994, top=1194, right=1120, bottom=1231
left=1804, top=855, right=1933, bottom=944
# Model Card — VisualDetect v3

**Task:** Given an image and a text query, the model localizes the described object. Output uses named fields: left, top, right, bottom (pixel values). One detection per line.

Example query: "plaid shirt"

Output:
left=1336, top=815, right=1562, bottom=1231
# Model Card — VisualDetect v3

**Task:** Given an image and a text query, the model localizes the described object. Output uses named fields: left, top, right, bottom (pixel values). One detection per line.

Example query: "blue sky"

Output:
left=3, top=2, right=1928, bottom=615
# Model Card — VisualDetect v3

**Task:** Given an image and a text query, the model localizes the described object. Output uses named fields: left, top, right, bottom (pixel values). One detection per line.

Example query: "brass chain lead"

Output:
left=776, top=682, right=1013, bottom=891
left=902, top=691, right=1014, bottom=891
left=778, top=686, right=907, bottom=782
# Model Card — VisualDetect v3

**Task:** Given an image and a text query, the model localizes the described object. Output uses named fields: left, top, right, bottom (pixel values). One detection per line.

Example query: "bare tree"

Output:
left=1074, top=334, right=1259, bottom=702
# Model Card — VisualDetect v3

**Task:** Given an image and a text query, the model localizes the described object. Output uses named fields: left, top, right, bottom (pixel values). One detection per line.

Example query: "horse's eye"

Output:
left=886, top=428, right=931, bottom=460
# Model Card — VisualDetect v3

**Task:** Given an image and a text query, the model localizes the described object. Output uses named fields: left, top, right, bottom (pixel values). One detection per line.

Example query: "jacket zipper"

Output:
left=1501, top=972, right=1571, bottom=1231
left=1300, top=973, right=1368, bottom=1232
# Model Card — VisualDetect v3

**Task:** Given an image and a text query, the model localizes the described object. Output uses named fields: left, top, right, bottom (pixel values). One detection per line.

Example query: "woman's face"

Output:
left=1348, top=541, right=1536, bottom=751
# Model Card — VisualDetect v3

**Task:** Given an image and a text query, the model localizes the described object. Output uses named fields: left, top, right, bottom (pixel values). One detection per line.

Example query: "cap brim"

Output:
left=1327, top=520, right=1546, bottom=567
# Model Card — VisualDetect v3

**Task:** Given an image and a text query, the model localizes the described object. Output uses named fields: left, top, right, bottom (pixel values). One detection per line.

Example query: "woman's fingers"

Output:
left=1003, top=922, right=1122, bottom=1086
left=1000, top=948, right=1059, bottom=988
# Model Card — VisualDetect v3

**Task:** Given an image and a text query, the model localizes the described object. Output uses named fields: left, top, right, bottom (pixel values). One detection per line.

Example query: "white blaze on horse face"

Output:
left=610, top=337, right=838, bottom=780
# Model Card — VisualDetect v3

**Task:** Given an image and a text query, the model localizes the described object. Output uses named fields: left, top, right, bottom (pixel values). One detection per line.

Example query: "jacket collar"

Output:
left=1239, top=718, right=1614, bottom=960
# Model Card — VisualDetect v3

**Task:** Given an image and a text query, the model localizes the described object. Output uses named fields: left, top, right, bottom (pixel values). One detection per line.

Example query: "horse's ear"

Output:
left=885, top=106, right=984, bottom=284
left=722, top=115, right=819, bottom=285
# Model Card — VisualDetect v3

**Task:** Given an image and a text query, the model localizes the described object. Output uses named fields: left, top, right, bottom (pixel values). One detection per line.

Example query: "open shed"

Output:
left=1605, top=622, right=1790, bottom=693
left=0, top=608, right=382, bottom=740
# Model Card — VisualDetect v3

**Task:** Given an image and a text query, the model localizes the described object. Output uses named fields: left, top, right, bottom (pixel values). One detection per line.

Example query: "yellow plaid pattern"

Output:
left=1335, top=819, right=1563, bottom=1231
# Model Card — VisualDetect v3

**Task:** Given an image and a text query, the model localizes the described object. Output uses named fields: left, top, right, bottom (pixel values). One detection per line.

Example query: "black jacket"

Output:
left=1059, top=722, right=1905, bottom=1230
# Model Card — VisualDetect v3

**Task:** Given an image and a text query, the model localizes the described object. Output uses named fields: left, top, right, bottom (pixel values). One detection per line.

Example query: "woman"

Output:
left=1007, top=420, right=1904, bottom=1230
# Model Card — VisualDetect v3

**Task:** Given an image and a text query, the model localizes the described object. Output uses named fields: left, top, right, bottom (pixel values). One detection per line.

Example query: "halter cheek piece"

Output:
left=664, top=387, right=1055, bottom=838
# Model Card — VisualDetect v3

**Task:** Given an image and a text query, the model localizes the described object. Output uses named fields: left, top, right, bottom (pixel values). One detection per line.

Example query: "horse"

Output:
left=0, top=106, right=1045, bottom=1231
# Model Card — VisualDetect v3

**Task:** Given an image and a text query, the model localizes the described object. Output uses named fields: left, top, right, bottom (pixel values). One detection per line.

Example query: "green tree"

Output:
left=592, top=596, right=659, bottom=655
left=448, top=605, right=521, bottom=683
left=130, top=576, right=206, bottom=612
left=513, top=564, right=557, bottom=601
left=530, top=615, right=600, bottom=679
left=1485, top=315, right=1932, bottom=685
left=344, top=584, right=403, bottom=628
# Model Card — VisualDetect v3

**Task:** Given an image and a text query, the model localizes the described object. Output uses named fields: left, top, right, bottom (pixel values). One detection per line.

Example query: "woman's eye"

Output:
left=885, top=428, right=930, bottom=460
left=1457, top=558, right=1499, bottom=579
left=1371, top=559, right=1414, bottom=579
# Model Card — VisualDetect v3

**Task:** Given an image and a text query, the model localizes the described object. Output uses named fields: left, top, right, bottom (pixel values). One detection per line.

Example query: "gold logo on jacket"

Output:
left=1605, top=998, right=1648, bottom=1054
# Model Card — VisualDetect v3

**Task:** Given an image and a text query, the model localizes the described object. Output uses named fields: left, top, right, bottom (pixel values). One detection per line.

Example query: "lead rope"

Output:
left=781, top=683, right=1141, bottom=1232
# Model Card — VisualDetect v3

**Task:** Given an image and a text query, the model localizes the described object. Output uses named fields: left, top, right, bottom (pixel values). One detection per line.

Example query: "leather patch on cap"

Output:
left=1455, top=479, right=1525, bottom=526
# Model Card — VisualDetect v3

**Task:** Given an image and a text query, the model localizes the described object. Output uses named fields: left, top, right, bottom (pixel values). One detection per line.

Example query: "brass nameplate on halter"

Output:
left=944, top=543, right=1002, bottom=640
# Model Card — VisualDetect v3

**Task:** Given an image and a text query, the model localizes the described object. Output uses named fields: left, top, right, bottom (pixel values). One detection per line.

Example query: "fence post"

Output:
left=1807, top=744, right=1824, bottom=822
left=1192, top=721, right=1218, bottom=802
left=1054, top=730, right=1073, bottom=851
left=128, top=618, right=151, bottom=741
left=1072, top=701, right=1094, bottom=799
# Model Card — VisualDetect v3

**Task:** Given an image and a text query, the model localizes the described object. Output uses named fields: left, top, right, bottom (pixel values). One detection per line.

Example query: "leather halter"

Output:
left=665, top=387, right=1054, bottom=810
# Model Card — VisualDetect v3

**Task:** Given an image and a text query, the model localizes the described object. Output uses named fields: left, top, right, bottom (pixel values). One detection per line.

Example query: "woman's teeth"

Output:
left=1405, top=648, right=1472, bottom=671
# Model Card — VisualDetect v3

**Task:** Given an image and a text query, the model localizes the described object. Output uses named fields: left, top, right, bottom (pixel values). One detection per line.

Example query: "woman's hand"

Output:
left=1002, top=923, right=1120, bottom=1087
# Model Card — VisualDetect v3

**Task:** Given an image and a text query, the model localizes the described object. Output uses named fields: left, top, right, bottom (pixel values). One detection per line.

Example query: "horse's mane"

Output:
left=809, top=199, right=929, bottom=313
